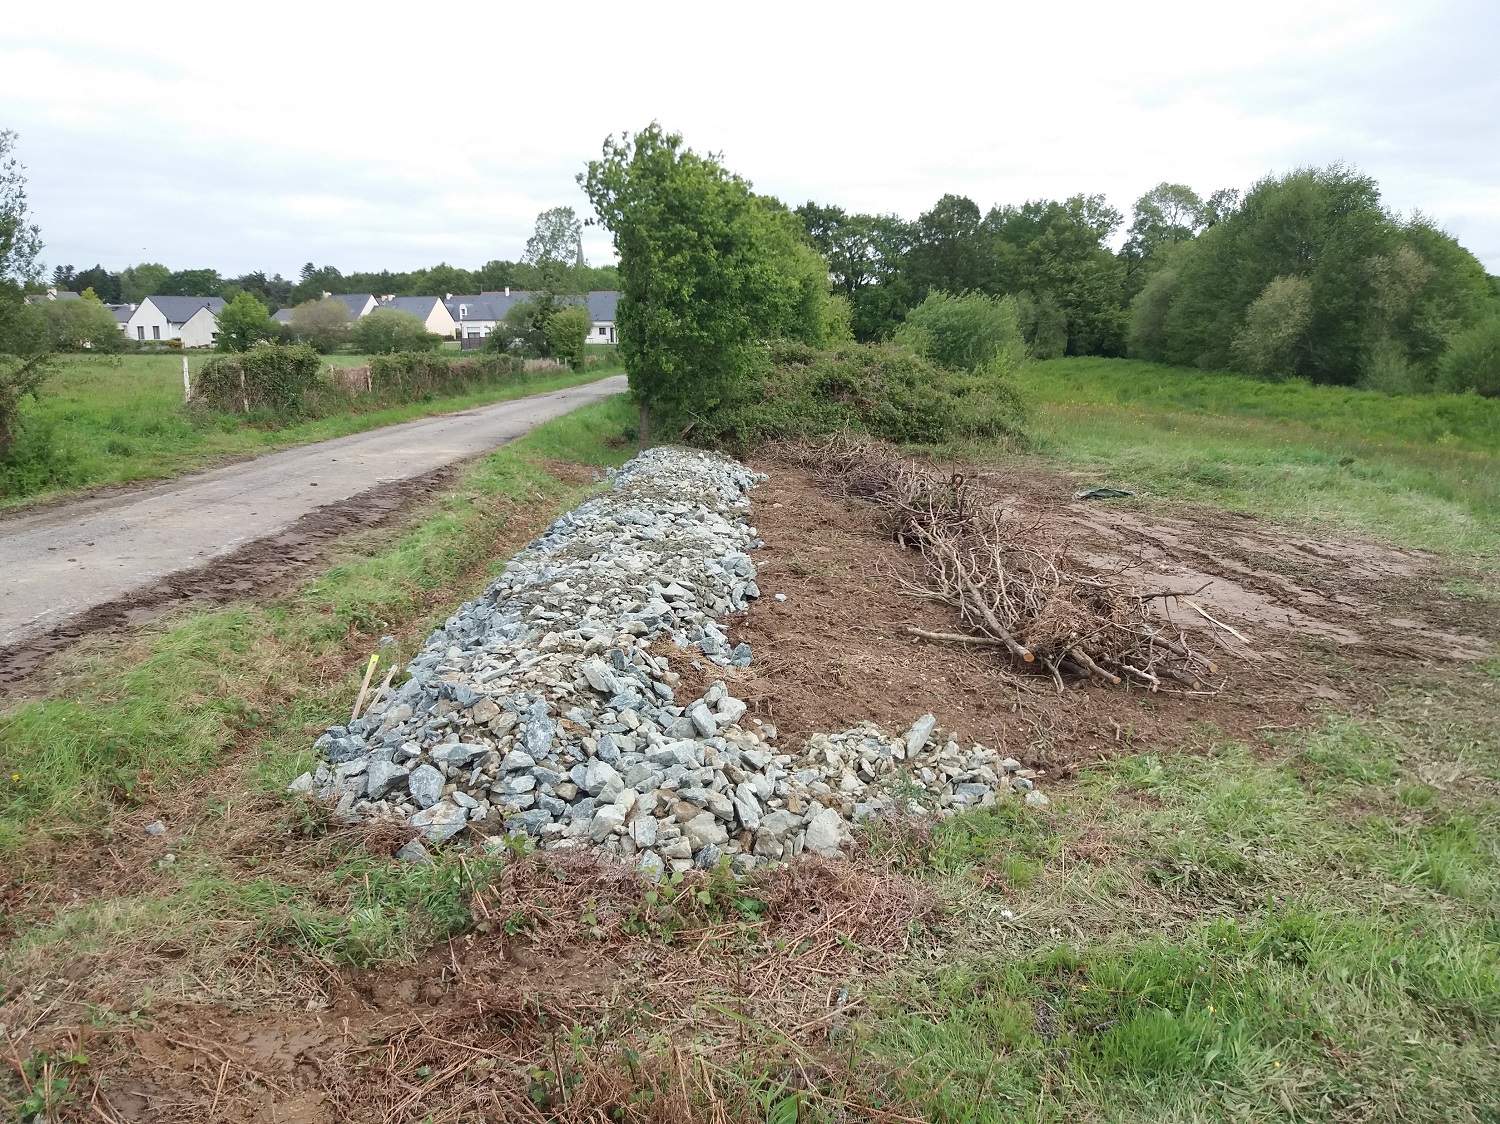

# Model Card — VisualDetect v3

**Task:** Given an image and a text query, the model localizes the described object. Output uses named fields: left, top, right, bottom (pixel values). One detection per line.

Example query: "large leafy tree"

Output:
left=119, top=262, right=172, bottom=304
left=984, top=194, right=1127, bottom=356
left=581, top=124, right=830, bottom=443
left=1, top=129, right=47, bottom=460
left=795, top=203, right=915, bottom=340
left=288, top=296, right=351, bottom=353
left=906, top=194, right=991, bottom=297
left=525, top=207, right=585, bottom=269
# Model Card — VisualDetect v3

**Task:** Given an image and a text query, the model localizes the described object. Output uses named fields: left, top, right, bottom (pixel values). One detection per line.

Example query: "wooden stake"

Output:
left=350, top=654, right=379, bottom=722
left=182, top=355, right=191, bottom=403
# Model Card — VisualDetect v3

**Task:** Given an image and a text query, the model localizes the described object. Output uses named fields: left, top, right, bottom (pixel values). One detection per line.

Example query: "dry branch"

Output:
left=768, top=434, right=1233, bottom=693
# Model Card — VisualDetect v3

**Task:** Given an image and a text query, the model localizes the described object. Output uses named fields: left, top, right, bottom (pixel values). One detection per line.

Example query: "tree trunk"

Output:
left=638, top=399, right=650, bottom=448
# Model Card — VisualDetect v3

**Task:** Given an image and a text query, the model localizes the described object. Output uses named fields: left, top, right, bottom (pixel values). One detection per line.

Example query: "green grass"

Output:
left=856, top=699, right=1500, bottom=1122
left=3, top=351, right=620, bottom=508
left=998, top=357, right=1500, bottom=558
left=0, top=394, right=637, bottom=850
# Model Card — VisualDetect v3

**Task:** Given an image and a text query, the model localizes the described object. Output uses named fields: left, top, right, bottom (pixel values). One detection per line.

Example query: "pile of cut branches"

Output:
left=771, top=434, right=1227, bottom=694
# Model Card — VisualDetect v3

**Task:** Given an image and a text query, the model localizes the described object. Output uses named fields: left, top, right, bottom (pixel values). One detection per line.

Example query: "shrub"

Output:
left=1435, top=314, right=1500, bottom=396
left=30, top=297, right=124, bottom=352
left=1230, top=275, right=1313, bottom=380
left=350, top=308, right=443, bottom=355
left=706, top=342, right=1029, bottom=448
left=288, top=297, right=351, bottom=353
left=194, top=344, right=322, bottom=413
left=368, top=351, right=524, bottom=399
left=893, top=291, right=1026, bottom=374
left=545, top=305, right=590, bottom=369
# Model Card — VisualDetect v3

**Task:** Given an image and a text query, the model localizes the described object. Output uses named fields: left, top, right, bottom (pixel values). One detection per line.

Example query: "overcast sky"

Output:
left=4, top=0, right=1497, bottom=279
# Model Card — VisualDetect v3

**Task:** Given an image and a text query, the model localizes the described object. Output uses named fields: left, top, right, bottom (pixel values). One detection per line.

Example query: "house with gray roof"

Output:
left=444, top=289, right=619, bottom=344
left=376, top=295, right=457, bottom=338
left=125, top=295, right=227, bottom=347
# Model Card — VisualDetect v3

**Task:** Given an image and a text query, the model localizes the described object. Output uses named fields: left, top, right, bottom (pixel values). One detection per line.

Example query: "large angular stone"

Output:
left=407, top=763, right=444, bottom=809
left=683, top=811, right=729, bottom=850
left=408, top=801, right=468, bottom=843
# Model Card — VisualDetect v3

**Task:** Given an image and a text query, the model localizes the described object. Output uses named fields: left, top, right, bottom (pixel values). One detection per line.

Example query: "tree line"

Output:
left=44, top=205, right=622, bottom=312
left=796, top=169, right=1500, bottom=393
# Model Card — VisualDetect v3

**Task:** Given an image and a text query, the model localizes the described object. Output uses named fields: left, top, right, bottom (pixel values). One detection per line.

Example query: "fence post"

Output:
left=239, top=369, right=248, bottom=413
left=182, top=355, right=191, bottom=403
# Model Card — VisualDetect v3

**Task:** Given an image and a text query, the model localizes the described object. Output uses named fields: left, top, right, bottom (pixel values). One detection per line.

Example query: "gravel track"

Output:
left=0, top=375, right=627, bottom=652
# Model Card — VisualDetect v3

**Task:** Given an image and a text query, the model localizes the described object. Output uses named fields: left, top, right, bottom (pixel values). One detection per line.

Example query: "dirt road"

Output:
left=0, top=375, right=627, bottom=651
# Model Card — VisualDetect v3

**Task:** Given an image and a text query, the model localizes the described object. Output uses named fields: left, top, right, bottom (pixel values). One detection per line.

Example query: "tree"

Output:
left=545, top=305, right=591, bottom=368
left=291, top=263, right=345, bottom=305
left=73, top=264, right=122, bottom=303
left=1, top=130, right=42, bottom=292
left=488, top=294, right=555, bottom=356
left=795, top=203, right=915, bottom=340
left=1125, top=183, right=1207, bottom=261
left=525, top=207, right=586, bottom=269
left=163, top=268, right=221, bottom=296
left=349, top=308, right=443, bottom=354
left=216, top=290, right=275, bottom=352
left=581, top=123, right=830, bottom=444
left=906, top=194, right=991, bottom=297
left=984, top=194, right=1127, bottom=356
left=119, top=263, right=171, bottom=304
left=1, top=129, right=47, bottom=461
left=288, top=296, right=351, bottom=353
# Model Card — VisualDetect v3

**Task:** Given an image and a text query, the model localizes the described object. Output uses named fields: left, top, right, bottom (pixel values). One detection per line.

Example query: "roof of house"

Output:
left=107, top=303, right=133, bottom=322
left=272, top=308, right=295, bottom=323
left=25, top=290, right=81, bottom=302
left=378, top=296, right=448, bottom=320
left=329, top=294, right=376, bottom=318
left=586, top=290, right=619, bottom=322
left=443, top=290, right=621, bottom=323
left=144, top=295, right=226, bottom=322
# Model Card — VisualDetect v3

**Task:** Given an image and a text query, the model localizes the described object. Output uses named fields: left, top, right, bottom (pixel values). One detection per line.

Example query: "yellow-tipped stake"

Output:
left=351, top=653, right=380, bottom=722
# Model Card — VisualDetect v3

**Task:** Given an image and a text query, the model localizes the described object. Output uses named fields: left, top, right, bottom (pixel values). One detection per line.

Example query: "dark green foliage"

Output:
left=1436, top=313, right=1500, bottom=396
left=706, top=342, right=1029, bottom=448
left=348, top=308, right=442, bottom=355
left=983, top=194, right=1127, bottom=356
left=582, top=123, right=835, bottom=439
left=795, top=202, right=916, bottom=341
left=26, top=297, right=124, bottom=353
left=194, top=344, right=322, bottom=413
left=1134, top=165, right=1495, bottom=385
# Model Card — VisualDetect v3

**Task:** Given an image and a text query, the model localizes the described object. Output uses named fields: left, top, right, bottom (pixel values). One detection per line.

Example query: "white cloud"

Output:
left=4, top=0, right=1496, bottom=276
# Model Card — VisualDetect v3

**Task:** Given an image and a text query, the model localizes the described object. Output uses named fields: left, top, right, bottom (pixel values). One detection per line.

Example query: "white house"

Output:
left=377, top=295, right=457, bottom=338
left=443, top=290, right=619, bottom=343
left=125, top=296, right=226, bottom=347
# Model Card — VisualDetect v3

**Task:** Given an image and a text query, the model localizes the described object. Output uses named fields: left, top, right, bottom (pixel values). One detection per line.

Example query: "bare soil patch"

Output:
left=717, top=454, right=1495, bottom=776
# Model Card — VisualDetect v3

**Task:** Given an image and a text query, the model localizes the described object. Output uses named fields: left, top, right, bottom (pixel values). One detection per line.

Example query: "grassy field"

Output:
left=1, top=351, right=618, bottom=509
left=1005, top=357, right=1500, bottom=558
left=2, top=372, right=1497, bottom=1120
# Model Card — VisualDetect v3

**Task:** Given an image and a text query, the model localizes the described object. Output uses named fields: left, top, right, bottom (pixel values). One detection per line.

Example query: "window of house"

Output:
left=152, top=325, right=161, bottom=340
left=458, top=304, right=467, bottom=318
left=137, top=326, right=144, bottom=340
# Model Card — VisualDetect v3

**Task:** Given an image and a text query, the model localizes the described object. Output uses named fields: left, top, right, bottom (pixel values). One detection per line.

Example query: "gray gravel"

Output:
left=293, top=446, right=1048, bottom=875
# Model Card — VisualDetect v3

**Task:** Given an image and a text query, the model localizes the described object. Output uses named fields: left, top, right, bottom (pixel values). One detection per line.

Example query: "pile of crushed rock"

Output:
left=291, top=447, right=1048, bottom=874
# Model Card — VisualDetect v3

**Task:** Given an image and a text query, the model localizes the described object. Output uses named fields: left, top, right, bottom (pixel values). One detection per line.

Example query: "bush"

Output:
left=350, top=308, right=443, bottom=355
left=288, top=297, right=351, bottom=353
left=194, top=343, right=323, bottom=413
left=368, top=351, right=524, bottom=399
left=893, top=291, right=1026, bottom=374
left=30, top=297, right=124, bottom=352
left=0, top=417, right=80, bottom=497
left=545, top=305, right=590, bottom=369
left=216, top=291, right=274, bottom=352
left=1435, top=314, right=1500, bottom=396
left=705, top=342, right=1030, bottom=448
